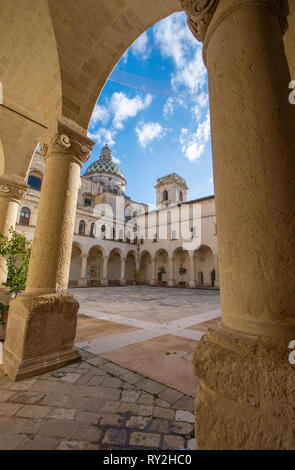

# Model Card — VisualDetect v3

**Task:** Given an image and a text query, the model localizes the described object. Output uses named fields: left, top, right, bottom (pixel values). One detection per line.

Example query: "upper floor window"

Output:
left=79, top=220, right=85, bottom=235
left=19, top=207, right=30, bottom=225
left=84, top=195, right=92, bottom=207
left=163, top=190, right=168, bottom=202
left=28, top=174, right=42, bottom=191
left=179, top=190, right=183, bottom=201
left=90, top=222, right=95, bottom=237
left=133, top=211, right=137, bottom=218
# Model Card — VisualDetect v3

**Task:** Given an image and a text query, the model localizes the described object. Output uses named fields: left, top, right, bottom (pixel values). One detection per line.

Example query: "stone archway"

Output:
left=154, top=249, right=169, bottom=285
left=194, top=245, right=214, bottom=287
left=140, top=251, right=153, bottom=284
left=108, top=248, right=122, bottom=284
left=87, top=245, right=105, bottom=286
left=173, top=247, right=190, bottom=286
left=125, top=251, right=136, bottom=283
left=69, top=242, right=83, bottom=286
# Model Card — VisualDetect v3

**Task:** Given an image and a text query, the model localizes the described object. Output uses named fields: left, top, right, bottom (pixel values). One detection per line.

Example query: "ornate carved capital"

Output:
left=181, top=0, right=219, bottom=42
left=40, top=121, right=95, bottom=167
left=0, top=177, right=27, bottom=202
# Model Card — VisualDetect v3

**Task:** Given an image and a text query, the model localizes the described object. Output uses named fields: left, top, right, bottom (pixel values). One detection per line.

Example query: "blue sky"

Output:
left=83, top=12, right=213, bottom=207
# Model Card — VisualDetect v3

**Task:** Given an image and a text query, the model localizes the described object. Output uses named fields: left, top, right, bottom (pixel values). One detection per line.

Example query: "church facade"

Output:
left=16, top=146, right=219, bottom=289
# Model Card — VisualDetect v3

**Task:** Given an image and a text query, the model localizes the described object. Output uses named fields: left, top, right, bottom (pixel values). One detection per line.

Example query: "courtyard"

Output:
left=0, top=286, right=220, bottom=450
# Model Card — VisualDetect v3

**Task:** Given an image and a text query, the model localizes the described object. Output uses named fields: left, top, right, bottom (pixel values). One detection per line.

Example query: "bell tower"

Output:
left=155, top=173, right=188, bottom=208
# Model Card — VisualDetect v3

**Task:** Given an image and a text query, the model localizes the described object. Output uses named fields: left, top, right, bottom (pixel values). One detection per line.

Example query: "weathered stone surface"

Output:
left=102, top=429, right=128, bottom=446
left=129, top=432, right=161, bottom=448
left=163, top=434, right=185, bottom=450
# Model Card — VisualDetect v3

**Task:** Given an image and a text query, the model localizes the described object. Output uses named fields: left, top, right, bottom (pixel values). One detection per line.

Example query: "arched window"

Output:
left=19, top=207, right=30, bottom=225
left=133, top=211, right=137, bottom=218
left=101, top=225, right=106, bottom=238
left=163, top=190, right=168, bottom=201
left=79, top=220, right=85, bottom=235
left=84, top=194, right=92, bottom=207
left=90, top=222, right=95, bottom=237
left=28, top=173, right=42, bottom=191
left=119, top=229, right=123, bottom=241
left=111, top=228, right=115, bottom=240
left=179, top=190, right=183, bottom=201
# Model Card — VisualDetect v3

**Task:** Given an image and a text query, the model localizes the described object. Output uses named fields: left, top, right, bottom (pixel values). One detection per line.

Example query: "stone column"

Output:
left=188, top=252, right=195, bottom=288
left=182, top=0, right=295, bottom=449
left=0, top=177, right=27, bottom=301
left=150, top=257, right=156, bottom=286
left=3, top=121, right=95, bottom=381
left=120, top=257, right=126, bottom=285
left=213, top=254, right=219, bottom=288
left=78, top=253, right=88, bottom=287
left=168, top=256, right=175, bottom=287
left=102, top=255, right=108, bottom=286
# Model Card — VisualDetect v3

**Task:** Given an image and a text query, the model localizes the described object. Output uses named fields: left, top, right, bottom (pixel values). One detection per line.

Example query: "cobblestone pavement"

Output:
left=0, top=350, right=197, bottom=450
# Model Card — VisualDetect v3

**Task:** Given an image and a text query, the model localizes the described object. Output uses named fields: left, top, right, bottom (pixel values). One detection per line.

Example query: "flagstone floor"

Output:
left=0, top=286, right=221, bottom=450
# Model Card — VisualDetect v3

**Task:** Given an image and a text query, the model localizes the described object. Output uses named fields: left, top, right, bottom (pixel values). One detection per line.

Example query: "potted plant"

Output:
left=132, top=269, right=142, bottom=285
left=87, top=265, right=99, bottom=286
left=0, top=227, right=31, bottom=340
left=157, top=265, right=166, bottom=286
left=178, top=265, right=187, bottom=287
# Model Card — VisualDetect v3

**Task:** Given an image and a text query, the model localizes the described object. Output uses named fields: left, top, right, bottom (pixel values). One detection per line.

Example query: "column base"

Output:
left=150, top=279, right=155, bottom=286
left=3, top=292, right=81, bottom=381
left=77, top=278, right=87, bottom=287
left=120, top=278, right=126, bottom=286
left=168, top=279, right=175, bottom=287
left=102, top=278, right=108, bottom=286
left=193, top=323, right=295, bottom=449
left=214, top=280, right=219, bottom=288
left=189, top=280, right=196, bottom=288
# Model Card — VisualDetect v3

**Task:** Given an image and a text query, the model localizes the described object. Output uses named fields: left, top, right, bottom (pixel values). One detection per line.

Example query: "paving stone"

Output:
left=86, top=357, right=107, bottom=367
left=87, top=376, right=105, bottom=386
left=48, top=408, right=76, bottom=420
left=137, top=391, right=154, bottom=405
left=96, top=387, right=121, bottom=401
left=120, top=371, right=144, bottom=385
left=175, top=410, right=195, bottom=423
left=59, top=373, right=81, bottom=383
left=8, top=391, right=45, bottom=405
left=155, top=398, right=171, bottom=408
left=122, top=383, right=133, bottom=390
left=119, top=402, right=139, bottom=414
left=121, top=390, right=141, bottom=402
left=72, top=424, right=103, bottom=442
left=56, top=440, right=98, bottom=450
left=8, top=379, right=37, bottom=391
left=16, top=405, right=52, bottom=419
left=172, top=395, right=194, bottom=412
left=137, top=379, right=166, bottom=395
left=187, top=438, right=197, bottom=450
left=158, top=388, right=184, bottom=404
left=31, top=381, right=62, bottom=393
left=5, top=417, right=46, bottom=435
left=41, top=419, right=75, bottom=438
left=0, top=389, right=16, bottom=402
left=0, top=432, right=27, bottom=450
left=102, top=363, right=127, bottom=377
left=67, top=396, right=105, bottom=413
left=163, top=434, right=185, bottom=450
left=150, top=418, right=170, bottom=433
left=0, top=403, right=24, bottom=416
left=76, top=411, right=99, bottom=425
left=153, top=407, right=175, bottom=420
left=126, top=415, right=151, bottom=430
left=40, top=393, right=69, bottom=408
left=100, top=414, right=126, bottom=427
left=102, top=377, right=123, bottom=388
left=76, top=374, right=95, bottom=385
left=102, top=428, right=128, bottom=446
left=73, top=384, right=102, bottom=398
left=18, top=436, right=60, bottom=450
left=138, top=405, right=153, bottom=416
left=88, top=367, right=108, bottom=376
left=129, top=432, right=161, bottom=449
left=100, top=401, right=120, bottom=414
left=171, top=421, right=193, bottom=435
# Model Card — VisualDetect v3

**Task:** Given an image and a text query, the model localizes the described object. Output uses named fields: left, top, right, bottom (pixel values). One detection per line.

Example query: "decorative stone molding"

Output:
left=40, top=121, right=95, bottom=167
left=155, top=173, right=188, bottom=189
left=180, top=0, right=219, bottom=42
left=0, top=177, right=27, bottom=202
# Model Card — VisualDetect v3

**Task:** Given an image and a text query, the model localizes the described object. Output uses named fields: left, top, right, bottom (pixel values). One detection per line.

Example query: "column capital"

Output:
left=181, top=0, right=289, bottom=46
left=180, top=0, right=220, bottom=43
left=40, top=121, right=95, bottom=167
left=0, top=177, right=28, bottom=202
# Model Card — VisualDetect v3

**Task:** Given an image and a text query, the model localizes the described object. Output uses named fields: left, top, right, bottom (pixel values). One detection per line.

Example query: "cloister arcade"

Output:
left=0, top=0, right=295, bottom=449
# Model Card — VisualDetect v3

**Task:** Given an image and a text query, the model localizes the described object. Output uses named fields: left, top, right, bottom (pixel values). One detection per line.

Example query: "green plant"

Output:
left=87, top=265, right=99, bottom=280
left=178, top=265, right=187, bottom=281
left=0, top=227, right=31, bottom=296
left=0, top=303, right=9, bottom=327
left=158, top=265, right=166, bottom=274
left=132, top=269, right=142, bottom=281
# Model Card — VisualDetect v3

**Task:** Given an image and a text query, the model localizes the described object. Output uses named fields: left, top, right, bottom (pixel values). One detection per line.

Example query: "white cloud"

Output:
left=131, top=32, right=150, bottom=62
left=180, top=113, right=211, bottom=162
left=163, top=97, right=174, bottom=117
left=112, top=156, right=121, bottom=164
left=110, top=92, right=153, bottom=129
left=135, top=121, right=166, bottom=148
left=89, top=104, right=110, bottom=127
left=88, top=127, right=116, bottom=147
left=192, top=92, right=209, bottom=121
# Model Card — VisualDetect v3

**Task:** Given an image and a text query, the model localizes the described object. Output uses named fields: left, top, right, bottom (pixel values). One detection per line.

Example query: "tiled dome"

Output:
left=84, top=145, right=125, bottom=180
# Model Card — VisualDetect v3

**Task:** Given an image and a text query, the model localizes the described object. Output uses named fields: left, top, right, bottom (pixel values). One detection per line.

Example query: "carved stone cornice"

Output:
left=40, top=121, right=95, bottom=167
left=180, top=0, right=219, bottom=42
left=0, top=177, right=28, bottom=202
